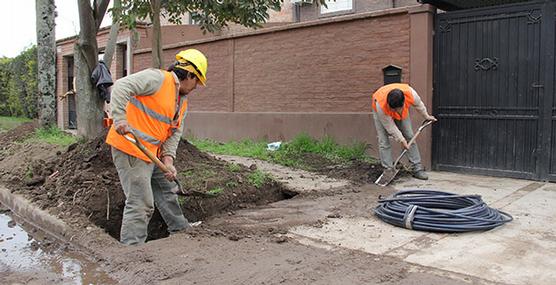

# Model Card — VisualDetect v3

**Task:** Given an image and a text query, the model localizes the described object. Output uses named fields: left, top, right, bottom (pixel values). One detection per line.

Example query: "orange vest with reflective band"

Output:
left=106, top=71, right=188, bottom=162
left=371, top=83, right=414, bottom=120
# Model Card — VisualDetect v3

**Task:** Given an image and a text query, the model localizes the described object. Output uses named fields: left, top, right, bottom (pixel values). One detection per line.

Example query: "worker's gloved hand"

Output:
left=114, top=120, right=132, bottom=135
left=425, top=115, right=437, bottom=122
left=400, top=140, right=410, bottom=150
left=161, top=156, right=177, bottom=181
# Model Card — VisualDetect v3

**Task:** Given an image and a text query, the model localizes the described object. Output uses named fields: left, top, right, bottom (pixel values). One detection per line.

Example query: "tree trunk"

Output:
left=36, top=0, right=56, bottom=127
left=76, top=0, right=104, bottom=138
left=103, top=0, right=121, bottom=68
left=150, top=0, right=163, bottom=69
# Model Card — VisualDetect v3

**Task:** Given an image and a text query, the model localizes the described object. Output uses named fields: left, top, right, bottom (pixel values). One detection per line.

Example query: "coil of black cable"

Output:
left=373, top=190, right=513, bottom=232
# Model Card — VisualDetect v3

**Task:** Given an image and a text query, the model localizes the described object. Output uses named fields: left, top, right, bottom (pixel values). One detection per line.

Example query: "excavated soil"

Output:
left=0, top=124, right=293, bottom=241
left=0, top=122, right=65, bottom=187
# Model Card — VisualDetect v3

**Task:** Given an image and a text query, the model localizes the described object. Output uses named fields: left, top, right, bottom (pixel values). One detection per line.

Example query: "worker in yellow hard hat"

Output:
left=105, top=49, right=208, bottom=245
left=175, top=49, right=208, bottom=86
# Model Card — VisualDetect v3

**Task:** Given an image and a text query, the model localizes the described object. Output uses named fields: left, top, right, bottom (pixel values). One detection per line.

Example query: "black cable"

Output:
left=373, top=190, right=513, bottom=232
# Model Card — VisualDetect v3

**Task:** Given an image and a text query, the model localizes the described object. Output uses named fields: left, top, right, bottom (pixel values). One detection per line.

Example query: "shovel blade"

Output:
left=374, top=168, right=399, bottom=186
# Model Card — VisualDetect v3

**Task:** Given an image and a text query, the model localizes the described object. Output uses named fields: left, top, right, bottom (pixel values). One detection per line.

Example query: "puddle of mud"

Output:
left=0, top=211, right=116, bottom=284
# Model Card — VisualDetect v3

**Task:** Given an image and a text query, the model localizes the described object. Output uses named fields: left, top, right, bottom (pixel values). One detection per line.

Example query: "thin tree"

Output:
left=75, top=0, right=110, bottom=138
left=104, top=0, right=122, bottom=68
left=36, top=0, right=56, bottom=127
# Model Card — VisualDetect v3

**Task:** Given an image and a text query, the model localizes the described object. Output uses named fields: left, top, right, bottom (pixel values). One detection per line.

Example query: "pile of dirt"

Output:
left=0, top=122, right=64, bottom=186
left=1, top=124, right=293, bottom=241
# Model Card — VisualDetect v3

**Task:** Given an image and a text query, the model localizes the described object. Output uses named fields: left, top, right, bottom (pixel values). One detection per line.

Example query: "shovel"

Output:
left=122, top=132, right=217, bottom=198
left=374, top=120, right=435, bottom=187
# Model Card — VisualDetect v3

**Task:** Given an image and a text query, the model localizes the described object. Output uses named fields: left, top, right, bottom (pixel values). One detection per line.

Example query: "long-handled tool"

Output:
left=374, top=120, right=435, bottom=187
left=122, top=132, right=216, bottom=198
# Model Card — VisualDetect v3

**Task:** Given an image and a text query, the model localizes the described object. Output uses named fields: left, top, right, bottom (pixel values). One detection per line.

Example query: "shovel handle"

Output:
left=123, top=132, right=169, bottom=171
left=122, top=132, right=184, bottom=190
left=406, top=120, right=434, bottom=148
left=393, top=120, right=435, bottom=166
left=121, top=132, right=218, bottom=198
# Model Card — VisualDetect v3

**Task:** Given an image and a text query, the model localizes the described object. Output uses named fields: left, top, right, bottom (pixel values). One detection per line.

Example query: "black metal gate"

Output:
left=432, top=1, right=556, bottom=181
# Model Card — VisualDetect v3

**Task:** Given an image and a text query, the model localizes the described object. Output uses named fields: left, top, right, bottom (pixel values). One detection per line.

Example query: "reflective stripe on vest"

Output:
left=129, top=97, right=173, bottom=125
left=371, top=83, right=415, bottom=121
left=105, top=70, right=188, bottom=162
left=131, top=127, right=161, bottom=146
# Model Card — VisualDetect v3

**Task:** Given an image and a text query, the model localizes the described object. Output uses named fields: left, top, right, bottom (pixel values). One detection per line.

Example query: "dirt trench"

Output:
left=0, top=124, right=296, bottom=241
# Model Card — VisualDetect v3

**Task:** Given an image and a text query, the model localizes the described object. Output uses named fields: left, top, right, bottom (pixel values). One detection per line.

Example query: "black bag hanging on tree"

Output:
left=374, top=190, right=513, bottom=232
left=91, top=60, right=113, bottom=103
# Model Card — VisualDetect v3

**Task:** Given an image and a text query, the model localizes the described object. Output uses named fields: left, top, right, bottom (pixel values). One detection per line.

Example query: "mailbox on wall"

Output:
left=382, top=64, right=402, bottom=85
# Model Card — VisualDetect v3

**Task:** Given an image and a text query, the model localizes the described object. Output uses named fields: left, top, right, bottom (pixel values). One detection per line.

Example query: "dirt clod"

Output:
left=326, top=213, right=342, bottom=219
left=271, top=236, right=288, bottom=244
left=24, top=176, right=45, bottom=186
left=228, top=234, right=241, bottom=241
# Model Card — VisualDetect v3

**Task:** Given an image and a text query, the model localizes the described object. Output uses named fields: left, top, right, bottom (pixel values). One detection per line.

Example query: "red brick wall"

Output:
left=136, top=11, right=411, bottom=114
left=233, top=14, right=410, bottom=112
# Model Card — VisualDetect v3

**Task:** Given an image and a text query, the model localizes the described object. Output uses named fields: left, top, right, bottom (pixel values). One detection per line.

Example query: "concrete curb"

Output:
left=0, top=186, right=74, bottom=243
left=0, top=185, right=121, bottom=256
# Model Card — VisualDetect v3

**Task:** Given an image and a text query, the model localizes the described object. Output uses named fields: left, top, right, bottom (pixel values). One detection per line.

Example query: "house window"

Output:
left=320, top=0, right=353, bottom=14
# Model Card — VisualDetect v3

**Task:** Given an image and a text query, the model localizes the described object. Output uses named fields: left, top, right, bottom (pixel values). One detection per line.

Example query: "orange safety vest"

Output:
left=106, top=71, right=188, bottom=162
left=371, top=83, right=415, bottom=121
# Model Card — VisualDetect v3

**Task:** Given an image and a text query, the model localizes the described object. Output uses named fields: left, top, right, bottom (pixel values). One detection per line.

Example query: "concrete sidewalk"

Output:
left=289, top=172, right=556, bottom=285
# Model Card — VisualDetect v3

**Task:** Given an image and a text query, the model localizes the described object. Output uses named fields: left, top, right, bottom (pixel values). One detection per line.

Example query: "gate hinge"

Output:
left=531, top=82, right=544, bottom=88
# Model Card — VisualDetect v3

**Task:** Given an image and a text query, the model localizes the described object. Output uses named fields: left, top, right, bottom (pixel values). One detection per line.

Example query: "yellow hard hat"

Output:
left=175, top=49, right=208, bottom=86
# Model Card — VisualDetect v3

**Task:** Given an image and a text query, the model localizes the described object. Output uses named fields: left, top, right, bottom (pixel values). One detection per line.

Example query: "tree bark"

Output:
left=103, top=0, right=122, bottom=68
left=150, top=0, right=163, bottom=69
left=94, top=0, right=110, bottom=30
left=75, top=0, right=105, bottom=138
left=36, top=0, right=56, bottom=127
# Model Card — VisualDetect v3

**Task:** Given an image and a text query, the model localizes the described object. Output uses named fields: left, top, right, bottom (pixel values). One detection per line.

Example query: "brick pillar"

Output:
left=115, top=44, right=125, bottom=79
left=409, top=4, right=435, bottom=169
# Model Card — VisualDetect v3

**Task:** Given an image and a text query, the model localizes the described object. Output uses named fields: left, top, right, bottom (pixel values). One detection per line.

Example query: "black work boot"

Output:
left=413, top=170, right=428, bottom=180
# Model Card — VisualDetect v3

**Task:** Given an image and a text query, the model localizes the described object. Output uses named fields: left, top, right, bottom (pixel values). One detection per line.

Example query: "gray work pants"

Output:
left=111, top=147, right=189, bottom=245
left=372, top=113, right=423, bottom=171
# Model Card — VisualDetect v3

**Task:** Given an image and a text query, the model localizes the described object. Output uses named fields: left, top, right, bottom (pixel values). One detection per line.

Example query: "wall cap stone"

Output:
left=135, top=6, right=415, bottom=55
left=408, top=4, right=436, bottom=14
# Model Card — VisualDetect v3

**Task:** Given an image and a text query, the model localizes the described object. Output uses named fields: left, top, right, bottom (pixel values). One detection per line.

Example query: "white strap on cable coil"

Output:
left=403, top=204, right=418, bottom=230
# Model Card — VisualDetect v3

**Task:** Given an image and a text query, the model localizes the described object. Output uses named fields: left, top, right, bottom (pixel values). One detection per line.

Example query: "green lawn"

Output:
left=0, top=117, right=78, bottom=146
left=189, top=134, right=375, bottom=170
left=0, top=116, right=32, bottom=131
left=26, top=125, right=78, bottom=146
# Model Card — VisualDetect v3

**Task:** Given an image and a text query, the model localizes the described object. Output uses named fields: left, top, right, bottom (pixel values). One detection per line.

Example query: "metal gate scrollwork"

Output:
left=474, top=57, right=499, bottom=71
left=527, top=10, right=542, bottom=24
